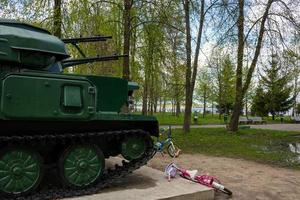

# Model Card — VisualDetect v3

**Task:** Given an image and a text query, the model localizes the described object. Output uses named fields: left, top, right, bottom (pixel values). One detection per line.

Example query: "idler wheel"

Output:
left=0, top=148, right=43, bottom=197
left=121, top=136, right=146, bottom=160
left=59, top=145, right=104, bottom=188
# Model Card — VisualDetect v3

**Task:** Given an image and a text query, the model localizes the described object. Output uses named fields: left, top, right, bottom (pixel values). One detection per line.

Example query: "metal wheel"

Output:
left=59, top=145, right=105, bottom=188
left=0, top=148, right=42, bottom=197
left=167, top=144, right=179, bottom=158
left=121, top=136, right=146, bottom=160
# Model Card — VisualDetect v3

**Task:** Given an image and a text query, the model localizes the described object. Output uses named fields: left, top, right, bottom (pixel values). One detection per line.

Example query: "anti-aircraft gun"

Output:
left=0, top=19, right=158, bottom=199
left=61, top=36, right=127, bottom=68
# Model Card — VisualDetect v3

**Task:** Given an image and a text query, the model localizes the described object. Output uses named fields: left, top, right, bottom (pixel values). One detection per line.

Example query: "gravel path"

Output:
left=161, top=124, right=300, bottom=132
left=147, top=154, right=300, bottom=200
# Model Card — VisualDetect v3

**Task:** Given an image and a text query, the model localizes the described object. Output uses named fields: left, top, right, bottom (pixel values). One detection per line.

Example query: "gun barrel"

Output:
left=61, top=55, right=128, bottom=68
left=62, top=36, right=113, bottom=44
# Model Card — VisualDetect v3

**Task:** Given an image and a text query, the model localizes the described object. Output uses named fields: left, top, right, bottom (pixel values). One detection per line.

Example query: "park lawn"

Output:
left=265, top=116, right=293, bottom=124
left=152, top=112, right=225, bottom=125
left=166, top=128, right=300, bottom=169
left=145, top=112, right=293, bottom=125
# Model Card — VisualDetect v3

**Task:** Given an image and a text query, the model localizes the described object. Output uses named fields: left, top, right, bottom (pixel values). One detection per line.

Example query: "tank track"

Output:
left=0, top=129, right=156, bottom=200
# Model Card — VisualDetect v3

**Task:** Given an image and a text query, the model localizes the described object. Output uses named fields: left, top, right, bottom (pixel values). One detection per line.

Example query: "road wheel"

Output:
left=0, top=148, right=43, bottom=197
left=59, top=145, right=105, bottom=188
left=121, top=136, right=146, bottom=160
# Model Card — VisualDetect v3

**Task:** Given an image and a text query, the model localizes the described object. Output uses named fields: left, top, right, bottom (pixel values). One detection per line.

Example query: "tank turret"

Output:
left=0, top=19, right=69, bottom=69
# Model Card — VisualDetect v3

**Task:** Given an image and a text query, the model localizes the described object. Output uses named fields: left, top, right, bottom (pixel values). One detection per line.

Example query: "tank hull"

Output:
left=0, top=119, right=159, bottom=136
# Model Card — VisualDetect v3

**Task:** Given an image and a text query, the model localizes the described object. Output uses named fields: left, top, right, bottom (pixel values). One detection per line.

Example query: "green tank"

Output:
left=0, top=19, right=158, bottom=199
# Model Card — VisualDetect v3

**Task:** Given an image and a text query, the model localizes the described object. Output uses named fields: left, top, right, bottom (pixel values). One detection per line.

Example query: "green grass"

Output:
left=138, top=112, right=294, bottom=125
left=151, top=113, right=225, bottom=125
left=265, top=116, right=292, bottom=124
left=164, top=128, right=300, bottom=169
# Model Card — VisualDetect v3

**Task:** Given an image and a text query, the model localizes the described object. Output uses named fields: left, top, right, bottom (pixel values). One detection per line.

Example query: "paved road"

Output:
left=161, top=123, right=300, bottom=132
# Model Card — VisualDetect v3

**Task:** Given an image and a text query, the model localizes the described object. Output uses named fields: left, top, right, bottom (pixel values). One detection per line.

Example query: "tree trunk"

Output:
left=142, top=83, right=148, bottom=115
left=172, top=100, right=175, bottom=115
left=241, top=0, right=274, bottom=95
left=292, top=75, right=298, bottom=116
left=191, top=0, right=205, bottom=91
left=212, top=101, right=214, bottom=117
left=228, top=0, right=245, bottom=132
left=217, top=73, right=222, bottom=119
left=154, top=98, right=158, bottom=113
left=122, top=0, right=132, bottom=80
left=150, top=101, right=153, bottom=115
left=176, top=100, right=181, bottom=117
left=203, top=89, right=207, bottom=118
left=53, top=0, right=62, bottom=38
left=159, top=98, right=162, bottom=113
left=183, top=0, right=192, bottom=132
left=175, top=83, right=181, bottom=117
left=245, top=98, right=248, bottom=116
left=130, top=22, right=137, bottom=78
left=149, top=68, right=154, bottom=115
left=163, top=98, right=166, bottom=113
left=228, top=0, right=274, bottom=132
left=183, top=0, right=205, bottom=132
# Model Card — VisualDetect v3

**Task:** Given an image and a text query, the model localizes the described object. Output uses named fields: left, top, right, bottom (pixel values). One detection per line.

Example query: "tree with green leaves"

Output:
left=217, top=55, right=235, bottom=115
left=251, top=85, right=268, bottom=117
left=183, top=0, right=216, bottom=132
left=282, top=49, right=300, bottom=116
left=196, top=67, right=212, bottom=118
left=228, top=0, right=275, bottom=131
left=296, top=103, right=300, bottom=115
left=122, top=0, right=132, bottom=80
left=53, top=0, right=62, bottom=38
left=258, top=54, right=294, bottom=120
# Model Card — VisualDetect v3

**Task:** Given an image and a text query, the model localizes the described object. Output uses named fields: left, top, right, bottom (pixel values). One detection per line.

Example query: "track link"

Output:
left=0, top=129, right=156, bottom=200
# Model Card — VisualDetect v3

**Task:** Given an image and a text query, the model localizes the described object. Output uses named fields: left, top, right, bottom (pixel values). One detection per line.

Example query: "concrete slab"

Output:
left=65, top=159, right=214, bottom=200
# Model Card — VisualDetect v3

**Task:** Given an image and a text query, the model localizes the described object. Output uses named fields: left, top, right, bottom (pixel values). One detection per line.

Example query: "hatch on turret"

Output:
left=0, top=19, right=69, bottom=69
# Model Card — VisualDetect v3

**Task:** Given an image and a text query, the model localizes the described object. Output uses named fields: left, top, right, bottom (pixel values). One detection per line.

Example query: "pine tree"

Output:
left=216, top=55, right=235, bottom=115
left=251, top=85, right=268, bottom=116
left=260, top=54, right=294, bottom=120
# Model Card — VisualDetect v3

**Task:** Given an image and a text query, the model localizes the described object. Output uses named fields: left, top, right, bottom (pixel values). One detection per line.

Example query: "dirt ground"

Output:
left=147, top=154, right=300, bottom=200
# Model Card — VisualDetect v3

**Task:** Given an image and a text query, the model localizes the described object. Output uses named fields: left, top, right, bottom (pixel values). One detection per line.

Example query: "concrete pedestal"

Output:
left=66, top=160, right=214, bottom=200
